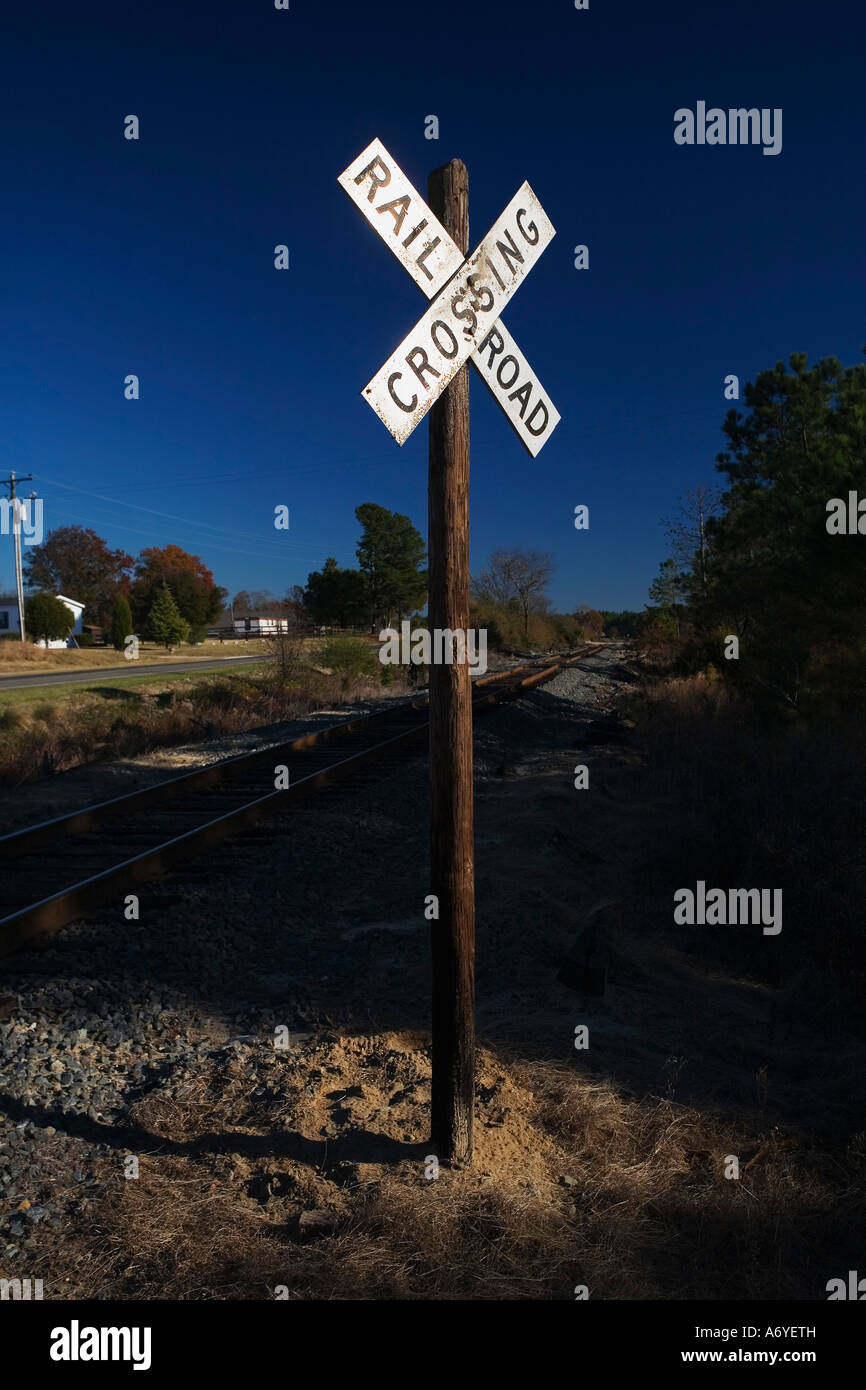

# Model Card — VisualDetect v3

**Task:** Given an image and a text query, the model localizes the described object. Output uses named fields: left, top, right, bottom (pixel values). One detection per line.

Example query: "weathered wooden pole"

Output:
left=427, top=158, right=475, bottom=1166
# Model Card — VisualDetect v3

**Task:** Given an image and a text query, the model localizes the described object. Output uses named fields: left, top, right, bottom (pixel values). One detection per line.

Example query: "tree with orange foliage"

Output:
left=130, top=545, right=227, bottom=630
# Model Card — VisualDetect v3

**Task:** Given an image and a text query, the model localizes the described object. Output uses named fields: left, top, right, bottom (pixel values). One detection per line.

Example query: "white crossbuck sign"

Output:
left=339, top=139, right=560, bottom=456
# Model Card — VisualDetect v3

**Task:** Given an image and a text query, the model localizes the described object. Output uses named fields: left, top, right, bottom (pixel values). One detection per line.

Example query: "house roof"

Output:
left=0, top=593, right=84, bottom=613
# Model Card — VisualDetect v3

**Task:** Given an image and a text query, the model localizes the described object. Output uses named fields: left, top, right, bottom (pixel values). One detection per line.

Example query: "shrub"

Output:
left=32, top=702, right=59, bottom=723
left=320, top=637, right=377, bottom=690
left=187, top=624, right=207, bottom=645
left=0, top=708, right=22, bottom=731
left=24, top=592, right=74, bottom=644
left=480, top=612, right=504, bottom=650
left=191, top=681, right=237, bottom=711
left=110, top=595, right=134, bottom=652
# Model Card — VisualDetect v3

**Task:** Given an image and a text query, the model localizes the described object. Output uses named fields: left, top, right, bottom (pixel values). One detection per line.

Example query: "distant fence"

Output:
left=207, top=626, right=370, bottom=641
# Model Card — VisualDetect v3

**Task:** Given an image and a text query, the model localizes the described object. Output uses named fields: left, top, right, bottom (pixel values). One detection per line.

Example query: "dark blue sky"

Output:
left=1, top=0, right=863, bottom=611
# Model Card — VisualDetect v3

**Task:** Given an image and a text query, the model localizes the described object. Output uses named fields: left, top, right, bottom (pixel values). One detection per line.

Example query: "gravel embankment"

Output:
left=0, top=645, right=631, bottom=1282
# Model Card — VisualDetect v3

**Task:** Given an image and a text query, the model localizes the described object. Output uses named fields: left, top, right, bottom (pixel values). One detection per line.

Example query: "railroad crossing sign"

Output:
left=339, top=139, right=560, bottom=456
left=338, top=141, right=559, bottom=1167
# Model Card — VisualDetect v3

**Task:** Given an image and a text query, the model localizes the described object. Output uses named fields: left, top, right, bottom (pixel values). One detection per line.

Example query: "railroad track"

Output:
left=0, top=646, right=602, bottom=958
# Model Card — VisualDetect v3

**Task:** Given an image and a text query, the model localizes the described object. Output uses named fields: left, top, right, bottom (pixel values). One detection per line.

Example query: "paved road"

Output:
left=0, top=654, right=270, bottom=691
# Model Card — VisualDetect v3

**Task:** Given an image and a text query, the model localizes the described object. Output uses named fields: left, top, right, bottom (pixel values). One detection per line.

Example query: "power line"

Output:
left=49, top=506, right=328, bottom=563
left=34, top=474, right=330, bottom=555
left=80, top=464, right=323, bottom=494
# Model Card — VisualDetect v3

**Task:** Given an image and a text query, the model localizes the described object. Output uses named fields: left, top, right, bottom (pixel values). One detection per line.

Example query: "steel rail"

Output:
left=0, top=645, right=601, bottom=956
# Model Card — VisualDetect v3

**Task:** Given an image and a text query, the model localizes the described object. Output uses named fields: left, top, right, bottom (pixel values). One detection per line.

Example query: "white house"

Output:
left=0, top=592, right=84, bottom=648
left=0, top=593, right=18, bottom=637
left=233, top=615, right=292, bottom=636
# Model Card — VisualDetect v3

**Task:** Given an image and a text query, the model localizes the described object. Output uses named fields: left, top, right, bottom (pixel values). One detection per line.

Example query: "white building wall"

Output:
left=233, top=616, right=290, bottom=634
left=0, top=595, right=84, bottom=647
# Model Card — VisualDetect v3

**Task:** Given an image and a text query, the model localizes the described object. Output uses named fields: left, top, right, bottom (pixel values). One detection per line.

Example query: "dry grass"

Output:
left=26, top=1039, right=865, bottom=1302
left=0, top=668, right=396, bottom=786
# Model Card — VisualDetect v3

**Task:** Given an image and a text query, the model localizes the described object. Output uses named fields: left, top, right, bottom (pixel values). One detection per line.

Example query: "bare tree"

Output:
left=473, top=548, right=555, bottom=640
left=264, top=629, right=307, bottom=686
left=663, top=485, right=722, bottom=600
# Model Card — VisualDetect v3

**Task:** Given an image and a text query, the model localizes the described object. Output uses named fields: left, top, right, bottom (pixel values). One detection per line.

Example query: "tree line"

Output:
left=21, top=496, right=612, bottom=653
left=22, top=533, right=229, bottom=648
left=644, top=349, right=866, bottom=717
left=17, top=503, right=432, bottom=648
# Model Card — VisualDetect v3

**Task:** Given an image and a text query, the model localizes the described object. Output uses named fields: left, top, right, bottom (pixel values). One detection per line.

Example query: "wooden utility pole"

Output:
left=3, top=471, right=34, bottom=643
left=427, top=158, right=475, bottom=1166
left=340, top=137, right=558, bottom=1167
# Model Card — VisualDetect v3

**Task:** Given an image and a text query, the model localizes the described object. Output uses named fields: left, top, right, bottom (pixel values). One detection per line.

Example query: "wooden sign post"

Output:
left=338, top=139, right=558, bottom=1166
left=426, top=159, right=474, bottom=1164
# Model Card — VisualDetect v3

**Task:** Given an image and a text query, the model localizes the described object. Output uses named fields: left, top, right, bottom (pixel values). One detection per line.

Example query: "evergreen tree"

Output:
left=131, top=545, right=226, bottom=629
left=110, top=593, right=134, bottom=652
left=682, top=350, right=866, bottom=712
left=355, top=503, right=427, bottom=628
left=144, top=583, right=189, bottom=650
left=303, top=557, right=368, bottom=628
left=648, top=558, right=685, bottom=635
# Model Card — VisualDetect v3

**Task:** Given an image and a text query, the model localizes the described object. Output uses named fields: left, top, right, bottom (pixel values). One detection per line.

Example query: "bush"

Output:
left=187, top=624, right=207, bottom=645
left=24, top=592, right=74, bottom=644
left=109, top=594, right=134, bottom=652
left=32, top=702, right=58, bottom=724
left=320, top=636, right=377, bottom=690
left=191, top=680, right=237, bottom=711
left=479, top=612, right=504, bottom=650
left=0, top=708, right=22, bottom=731
left=469, top=600, right=576, bottom=652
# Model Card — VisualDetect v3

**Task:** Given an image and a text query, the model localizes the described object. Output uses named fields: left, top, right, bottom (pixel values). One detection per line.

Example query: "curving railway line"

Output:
left=0, top=646, right=602, bottom=959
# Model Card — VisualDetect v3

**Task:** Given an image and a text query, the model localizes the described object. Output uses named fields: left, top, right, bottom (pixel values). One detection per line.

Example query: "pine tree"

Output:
left=144, top=583, right=189, bottom=651
left=303, top=557, right=368, bottom=628
left=110, top=593, right=134, bottom=652
left=355, top=503, right=427, bottom=629
left=701, top=350, right=866, bottom=711
left=648, top=559, right=684, bottom=636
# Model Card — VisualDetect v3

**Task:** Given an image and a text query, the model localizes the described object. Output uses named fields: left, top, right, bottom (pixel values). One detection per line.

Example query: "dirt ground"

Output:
left=1, top=647, right=863, bottom=1300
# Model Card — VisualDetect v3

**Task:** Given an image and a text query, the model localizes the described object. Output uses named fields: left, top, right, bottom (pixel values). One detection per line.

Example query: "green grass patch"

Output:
left=0, top=663, right=270, bottom=709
